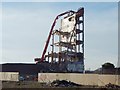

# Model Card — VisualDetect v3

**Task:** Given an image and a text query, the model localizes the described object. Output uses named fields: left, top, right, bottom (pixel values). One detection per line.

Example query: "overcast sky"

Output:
left=1, top=2, right=118, bottom=70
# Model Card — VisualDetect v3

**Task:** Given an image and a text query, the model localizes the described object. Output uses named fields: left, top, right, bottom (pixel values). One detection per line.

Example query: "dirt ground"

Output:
left=1, top=81, right=120, bottom=90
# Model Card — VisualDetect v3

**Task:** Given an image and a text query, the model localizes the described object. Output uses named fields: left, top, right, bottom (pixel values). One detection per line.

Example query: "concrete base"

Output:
left=0, top=72, right=19, bottom=81
left=38, top=73, right=120, bottom=86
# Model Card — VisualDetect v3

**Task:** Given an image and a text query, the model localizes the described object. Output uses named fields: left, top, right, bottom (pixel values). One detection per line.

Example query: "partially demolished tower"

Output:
left=35, top=8, right=84, bottom=73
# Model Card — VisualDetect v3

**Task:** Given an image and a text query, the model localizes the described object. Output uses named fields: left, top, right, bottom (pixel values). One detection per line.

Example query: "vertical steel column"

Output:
left=48, top=52, right=49, bottom=62
left=51, top=33, right=54, bottom=63
left=83, top=10, right=85, bottom=73
left=59, top=20, right=62, bottom=63
left=78, top=19, right=80, bottom=53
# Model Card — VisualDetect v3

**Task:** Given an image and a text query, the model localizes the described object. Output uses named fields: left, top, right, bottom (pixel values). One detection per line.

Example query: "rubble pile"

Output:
left=50, top=80, right=82, bottom=87
left=105, top=83, right=120, bottom=89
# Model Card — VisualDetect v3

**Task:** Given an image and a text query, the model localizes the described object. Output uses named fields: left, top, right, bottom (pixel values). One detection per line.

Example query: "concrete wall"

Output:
left=0, top=72, right=19, bottom=81
left=38, top=73, right=120, bottom=86
left=98, top=75, right=119, bottom=86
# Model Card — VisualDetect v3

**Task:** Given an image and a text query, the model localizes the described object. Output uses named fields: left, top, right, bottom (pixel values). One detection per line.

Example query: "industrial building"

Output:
left=35, top=8, right=85, bottom=73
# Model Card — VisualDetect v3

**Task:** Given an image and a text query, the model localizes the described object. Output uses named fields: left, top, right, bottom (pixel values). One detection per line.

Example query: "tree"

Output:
left=102, top=62, right=115, bottom=69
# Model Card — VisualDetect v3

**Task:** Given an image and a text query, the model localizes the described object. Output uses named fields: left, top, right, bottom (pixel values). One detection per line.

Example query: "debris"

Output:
left=51, top=80, right=82, bottom=87
left=105, top=83, right=120, bottom=89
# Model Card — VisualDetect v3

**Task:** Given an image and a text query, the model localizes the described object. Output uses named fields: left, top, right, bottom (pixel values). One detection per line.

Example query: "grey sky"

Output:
left=1, top=0, right=120, bottom=2
left=1, top=2, right=118, bottom=70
